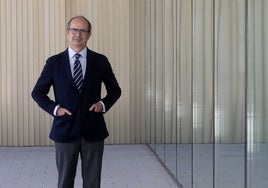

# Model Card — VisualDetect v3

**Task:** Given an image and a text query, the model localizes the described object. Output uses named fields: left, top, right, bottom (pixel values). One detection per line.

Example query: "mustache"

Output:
left=72, top=37, right=82, bottom=40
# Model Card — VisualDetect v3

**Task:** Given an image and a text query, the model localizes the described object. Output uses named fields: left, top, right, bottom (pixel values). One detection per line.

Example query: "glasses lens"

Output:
left=69, top=28, right=88, bottom=34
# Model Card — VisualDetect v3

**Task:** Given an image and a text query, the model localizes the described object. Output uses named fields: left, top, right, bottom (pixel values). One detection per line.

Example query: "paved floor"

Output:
left=0, top=145, right=179, bottom=188
left=152, top=144, right=268, bottom=188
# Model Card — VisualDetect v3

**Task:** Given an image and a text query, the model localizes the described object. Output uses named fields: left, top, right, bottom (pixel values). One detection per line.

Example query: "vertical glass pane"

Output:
left=145, top=0, right=156, bottom=151
left=155, top=0, right=165, bottom=161
left=192, top=0, right=214, bottom=187
left=176, top=0, right=192, bottom=187
left=214, top=0, right=246, bottom=188
left=163, top=0, right=177, bottom=177
left=247, top=0, right=268, bottom=187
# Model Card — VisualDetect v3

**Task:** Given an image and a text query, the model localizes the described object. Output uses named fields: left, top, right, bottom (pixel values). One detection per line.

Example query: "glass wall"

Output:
left=247, top=0, right=268, bottom=188
left=145, top=0, right=268, bottom=188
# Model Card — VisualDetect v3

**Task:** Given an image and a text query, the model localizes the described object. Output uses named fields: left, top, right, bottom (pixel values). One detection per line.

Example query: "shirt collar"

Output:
left=68, top=47, right=87, bottom=58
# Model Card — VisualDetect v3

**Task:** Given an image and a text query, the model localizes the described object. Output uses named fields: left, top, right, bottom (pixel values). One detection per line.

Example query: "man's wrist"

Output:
left=99, top=101, right=106, bottom=112
left=53, top=105, right=60, bottom=116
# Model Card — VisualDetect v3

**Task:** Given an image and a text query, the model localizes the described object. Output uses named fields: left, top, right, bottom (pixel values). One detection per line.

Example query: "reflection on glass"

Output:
left=247, top=1, right=268, bottom=188
left=214, top=1, right=246, bottom=187
left=163, top=0, right=177, bottom=178
left=145, top=0, right=268, bottom=188
left=175, top=1, right=192, bottom=187
left=193, top=0, right=214, bottom=187
left=154, top=0, right=165, bottom=161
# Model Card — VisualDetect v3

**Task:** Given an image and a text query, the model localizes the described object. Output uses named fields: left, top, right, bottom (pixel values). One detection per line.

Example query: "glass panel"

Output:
left=154, top=0, right=165, bottom=161
left=247, top=0, right=268, bottom=187
left=145, top=1, right=268, bottom=188
left=192, top=0, right=214, bottom=187
left=163, top=0, right=177, bottom=177
left=145, top=0, right=156, bottom=152
left=214, top=1, right=246, bottom=188
left=176, top=1, right=192, bottom=187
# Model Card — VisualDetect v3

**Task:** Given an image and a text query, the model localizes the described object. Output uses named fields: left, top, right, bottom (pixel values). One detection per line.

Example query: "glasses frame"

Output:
left=68, top=28, right=90, bottom=35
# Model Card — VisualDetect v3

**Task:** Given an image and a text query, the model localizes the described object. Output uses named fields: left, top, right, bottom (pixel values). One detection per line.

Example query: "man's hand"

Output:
left=56, top=107, right=72, bottom=116
left=89, top=102, right=103, bottom=112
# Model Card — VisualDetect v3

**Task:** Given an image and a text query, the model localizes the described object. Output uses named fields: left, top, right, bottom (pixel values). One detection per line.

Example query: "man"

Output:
left=32, top=16, right=121, bottom=188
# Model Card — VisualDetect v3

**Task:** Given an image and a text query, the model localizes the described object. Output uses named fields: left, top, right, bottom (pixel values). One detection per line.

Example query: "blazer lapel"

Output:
left=61, top=49, right=76, bottom=88
left=81, top=49, right=94, bottom=90
left=60, top=49, right=78, bottom=92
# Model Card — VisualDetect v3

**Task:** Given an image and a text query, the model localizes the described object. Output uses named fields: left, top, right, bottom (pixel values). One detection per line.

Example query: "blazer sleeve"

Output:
left=31, top=58, right=57, bottom=116
left=101, top=58, right=121, bottom=111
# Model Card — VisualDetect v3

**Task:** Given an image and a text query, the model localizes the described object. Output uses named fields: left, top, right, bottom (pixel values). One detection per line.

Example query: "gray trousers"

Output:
left=54, top=139, right=104, bottom=188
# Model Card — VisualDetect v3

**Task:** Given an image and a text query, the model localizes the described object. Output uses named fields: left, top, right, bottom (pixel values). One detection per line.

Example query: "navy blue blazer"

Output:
left=32, top=48, right=121, bottom=143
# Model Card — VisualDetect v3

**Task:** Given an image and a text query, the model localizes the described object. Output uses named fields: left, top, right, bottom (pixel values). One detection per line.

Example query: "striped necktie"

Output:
left=73, top=54, right=83, bottom=92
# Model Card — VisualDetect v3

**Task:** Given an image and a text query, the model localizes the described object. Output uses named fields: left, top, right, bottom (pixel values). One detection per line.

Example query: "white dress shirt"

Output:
left=68, top=47, right=87, bottom=78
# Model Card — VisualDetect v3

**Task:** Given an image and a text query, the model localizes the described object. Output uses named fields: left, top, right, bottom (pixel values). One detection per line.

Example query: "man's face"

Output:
left=66, top=18, right=91, bottom=50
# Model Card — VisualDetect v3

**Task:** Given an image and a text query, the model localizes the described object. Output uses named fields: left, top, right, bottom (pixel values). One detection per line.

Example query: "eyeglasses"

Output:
left=68, top=28, right=89, bottom=35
